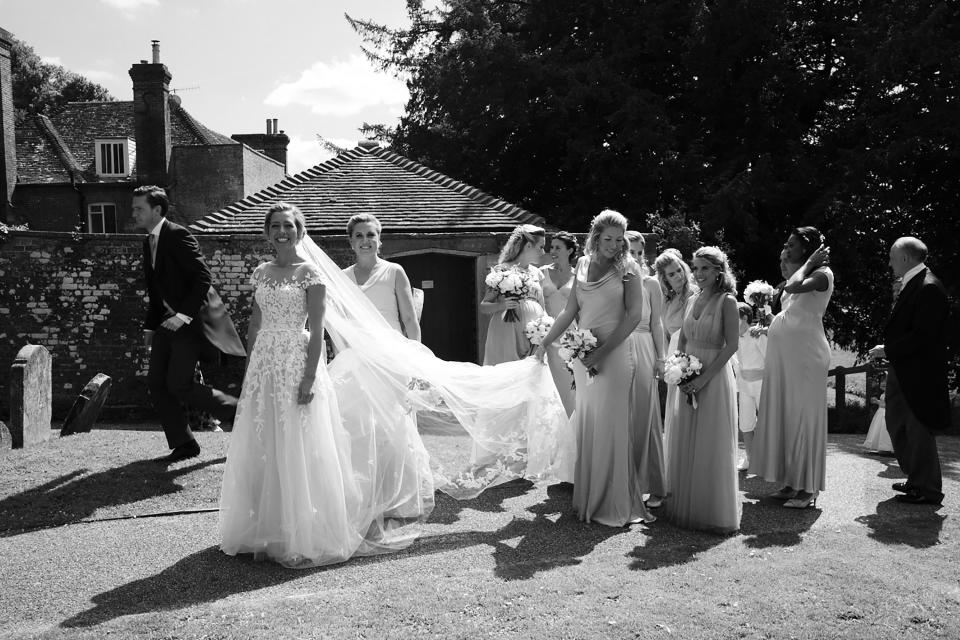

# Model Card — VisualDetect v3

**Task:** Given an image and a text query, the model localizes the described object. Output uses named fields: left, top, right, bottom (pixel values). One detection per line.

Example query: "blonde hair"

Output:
left=263, top=202, right=306, bottom=240
left=346, top=213, right=382, bottom=237
left=585, top=209, right=629, bottom=272
left=499, top=224, right=546, bottom=264
left=654, top=248, right=697, bottom=301
left=625, top=230, right=648, bottom=274
left=693, top=246, right=737, bottom=295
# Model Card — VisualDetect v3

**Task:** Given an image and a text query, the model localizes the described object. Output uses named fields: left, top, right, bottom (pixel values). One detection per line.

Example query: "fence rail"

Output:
left=828, top=362, right=877, bottom=431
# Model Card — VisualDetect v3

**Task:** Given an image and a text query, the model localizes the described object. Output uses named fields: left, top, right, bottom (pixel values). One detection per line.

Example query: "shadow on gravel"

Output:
left=412, top=483, right=628, bottom=581
left=428, top=478, right=536, bottom=525
left=0, top=458, right=224, bottom=537
left=854, top=498, right=946, bottom=548
left=60, top=544, right=318, bottom=629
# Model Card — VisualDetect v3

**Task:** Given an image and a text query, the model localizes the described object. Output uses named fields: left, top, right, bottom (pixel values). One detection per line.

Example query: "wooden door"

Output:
left=392, top=253, right=478, bottom=363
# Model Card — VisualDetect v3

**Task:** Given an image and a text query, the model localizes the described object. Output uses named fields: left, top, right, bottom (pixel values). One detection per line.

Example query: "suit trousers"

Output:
left=885, top=368, right=943, bottom=501
left=148, top=326, right=238, bottom=449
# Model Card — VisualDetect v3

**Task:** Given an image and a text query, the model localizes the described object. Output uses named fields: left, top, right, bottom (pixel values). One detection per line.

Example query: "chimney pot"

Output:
left=151, top=40, right=160, bottom=63
left=272, top=118, right=278, bottom=135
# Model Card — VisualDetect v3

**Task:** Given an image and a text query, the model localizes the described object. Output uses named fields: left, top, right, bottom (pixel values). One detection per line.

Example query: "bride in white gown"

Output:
left=220, top=203, right=573, bottom=568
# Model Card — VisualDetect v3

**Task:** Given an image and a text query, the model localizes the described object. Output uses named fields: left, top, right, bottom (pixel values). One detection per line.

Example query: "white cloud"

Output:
left=40, top=56, right=62, bottom=66
left=100, top=0, right=159, bottom=10
left=285, top=136, right=336, bottom=175
left=265, top=55, right=408, bottom=117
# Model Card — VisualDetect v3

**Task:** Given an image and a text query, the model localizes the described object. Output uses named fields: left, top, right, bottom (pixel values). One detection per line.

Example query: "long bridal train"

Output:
left=220, top=235, right=574, bottom=568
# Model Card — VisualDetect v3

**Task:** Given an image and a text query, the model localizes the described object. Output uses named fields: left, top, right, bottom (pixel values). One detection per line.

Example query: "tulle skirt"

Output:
left=219, top=333, right=433, bottom=568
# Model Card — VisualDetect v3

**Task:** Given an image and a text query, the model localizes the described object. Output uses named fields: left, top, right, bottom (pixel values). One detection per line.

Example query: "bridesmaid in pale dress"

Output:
left=343, top=214, right=421, bottom=341
left=653, top=249, right=698, bottom=463
left=536, top=210, right=657, bottom=527
left=750, top=227, right=833, bottom=509
left=665, top=246, right=741, bottom=533
left=481, top=224, right=546, bottom=365
left=540, top=231, right=578, bottom=415
left=627, top=231, right=668, bottom=508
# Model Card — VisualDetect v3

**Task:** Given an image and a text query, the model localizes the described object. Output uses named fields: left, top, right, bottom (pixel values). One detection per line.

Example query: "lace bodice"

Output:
left=252, top=265, right=325, bottom=333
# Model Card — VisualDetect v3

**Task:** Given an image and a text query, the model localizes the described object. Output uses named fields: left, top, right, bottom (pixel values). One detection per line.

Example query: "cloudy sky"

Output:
left=1, top=0, right=419, bottom=173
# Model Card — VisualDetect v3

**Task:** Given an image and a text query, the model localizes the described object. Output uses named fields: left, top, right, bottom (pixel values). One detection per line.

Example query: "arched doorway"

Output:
left=392, top=252, right=478, bottom=363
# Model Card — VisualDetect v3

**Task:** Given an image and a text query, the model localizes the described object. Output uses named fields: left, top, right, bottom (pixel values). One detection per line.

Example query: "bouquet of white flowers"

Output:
left=743, top=279, right=776, bottom=325
left=558, top=327, right=600, bottom=388
left=524, top=315, right=555, bottom=346
left=485, top=266, right=533, bottom=322
left=663, top=350, right=704, bottom=409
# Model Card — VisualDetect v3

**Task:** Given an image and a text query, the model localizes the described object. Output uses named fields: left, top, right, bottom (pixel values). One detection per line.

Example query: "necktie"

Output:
left=149, top=234, right=158, bottom=268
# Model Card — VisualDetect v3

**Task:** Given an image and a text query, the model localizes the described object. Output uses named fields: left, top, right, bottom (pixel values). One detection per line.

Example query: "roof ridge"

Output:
left=190, top=144, right=544, bottom=234
left=369, top=147, right=540, bottom=224
left=34, top=114, right=85, bottom=178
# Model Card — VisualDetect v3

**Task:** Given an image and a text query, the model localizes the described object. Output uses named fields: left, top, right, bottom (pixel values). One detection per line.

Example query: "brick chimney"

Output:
left=128, top=40, right=171, bottom=185
left=0, top=27, right=16, bottom=220
left=231, top=118, right=290, bottom=173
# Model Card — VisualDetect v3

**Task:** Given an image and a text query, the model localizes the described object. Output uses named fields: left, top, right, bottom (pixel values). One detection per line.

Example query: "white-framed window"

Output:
left=94, top=138, right=133, bottom=177
left=87, top=203, right=118, bottom=234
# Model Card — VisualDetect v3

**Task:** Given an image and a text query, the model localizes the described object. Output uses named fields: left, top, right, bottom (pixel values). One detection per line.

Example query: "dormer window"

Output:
left=94, top=138, right=134, bottom=177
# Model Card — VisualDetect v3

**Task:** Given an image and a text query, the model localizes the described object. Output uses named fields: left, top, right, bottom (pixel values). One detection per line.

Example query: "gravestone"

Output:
left=61, top=373, right=113, bottom=437
left=0, top=421, right=11, bottom=454
left=9, top=344, right=52, bottom=448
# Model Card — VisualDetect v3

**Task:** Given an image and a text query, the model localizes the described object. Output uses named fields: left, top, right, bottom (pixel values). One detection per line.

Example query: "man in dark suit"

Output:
left=869, top=236, right=951, bottom=505
left=132, top=185, right=246, bottom=462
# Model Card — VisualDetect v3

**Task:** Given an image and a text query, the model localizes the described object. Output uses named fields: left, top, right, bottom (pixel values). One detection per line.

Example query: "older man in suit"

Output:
left=869, top=236, right=951, bottom=505
left=132, top=185, right=246, bottom=462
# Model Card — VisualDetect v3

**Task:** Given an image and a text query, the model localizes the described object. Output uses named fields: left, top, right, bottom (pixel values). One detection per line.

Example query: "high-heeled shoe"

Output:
left=784, top=491, right=818, bottom=509
left=771, top=486, right=798, bottom=500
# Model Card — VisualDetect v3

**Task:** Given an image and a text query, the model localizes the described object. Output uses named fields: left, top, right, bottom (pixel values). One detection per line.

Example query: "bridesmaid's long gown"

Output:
left=629, top=281, right=668, bottom=499
left=570, top=258, right=654, bottom=526
left=483, top=265, right=545, bottom=365
left=541, top=265, right=575, bottom=415
left=665, top=292, right=740, bottom=533
left=750, top=268, right=834, bottom=493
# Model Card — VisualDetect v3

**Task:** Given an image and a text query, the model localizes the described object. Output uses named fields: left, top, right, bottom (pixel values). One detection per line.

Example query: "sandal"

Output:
left=771, top=486, right=798, bottom=500
left=784, top=491, right=818, bottom=509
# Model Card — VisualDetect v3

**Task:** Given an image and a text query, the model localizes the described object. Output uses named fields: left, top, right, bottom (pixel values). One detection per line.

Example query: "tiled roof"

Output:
left=15, top=98, right=236, bottom=184
left=190, top=145, right=543, bottom=235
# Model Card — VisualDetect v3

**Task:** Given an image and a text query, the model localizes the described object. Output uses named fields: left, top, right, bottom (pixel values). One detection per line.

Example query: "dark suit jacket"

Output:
left=144, top=219, right=245, bottom=357
left=884, top=268, right=951, bottom=430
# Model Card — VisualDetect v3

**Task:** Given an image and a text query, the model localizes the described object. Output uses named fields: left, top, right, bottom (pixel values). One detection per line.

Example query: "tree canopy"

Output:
left=10, top=36, right=113, bottom=122
left=351, top=0, right=959, bottom=379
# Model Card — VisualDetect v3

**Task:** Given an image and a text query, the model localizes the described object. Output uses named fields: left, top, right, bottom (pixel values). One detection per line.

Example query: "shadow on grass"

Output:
left=0, top=458, right=224, bottom=537
left=626, top=524, right=729, bottom=571
left=60, top=544, right=323, bottom=629
left=735, top=473, right=822, bottom=548
left=854, top=498, right=946, bottom=548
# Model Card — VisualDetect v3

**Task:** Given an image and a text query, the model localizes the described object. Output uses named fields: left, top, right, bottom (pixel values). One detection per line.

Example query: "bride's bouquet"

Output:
left=524, top=315, right=554, bottom=346
left=743, top=280, right=776, bottom=326
left=558, top=328, right=599, bottom=388
left=485, top=266, right=533, bottom=322
left=663, top=351, right=704, bottom=409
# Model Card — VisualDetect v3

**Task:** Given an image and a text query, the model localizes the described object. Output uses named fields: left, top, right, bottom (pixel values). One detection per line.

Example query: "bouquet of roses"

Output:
left=663, top=350, right=704, bottom=409
left=558, top=327, right=599, bottom=388
left=485, top=266, right=533, bottom=322
left=743, top=280, right=776, bottom=326
left=524, top=315, right=555, bottom=346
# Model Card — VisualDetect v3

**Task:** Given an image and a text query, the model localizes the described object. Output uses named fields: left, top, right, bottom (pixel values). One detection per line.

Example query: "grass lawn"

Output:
left=1, top=427, right=959, bottom=639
